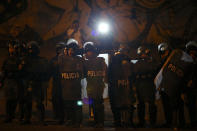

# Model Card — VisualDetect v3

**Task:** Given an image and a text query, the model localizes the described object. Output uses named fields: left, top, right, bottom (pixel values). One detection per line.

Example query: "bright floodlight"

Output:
left=98, top=22, right=110, bottom=34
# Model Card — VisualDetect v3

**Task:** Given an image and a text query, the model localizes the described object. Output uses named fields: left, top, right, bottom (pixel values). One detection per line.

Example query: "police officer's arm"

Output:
left=0, top=59, right=8, bottom=88
left=48, top=58, right=55, bottom=78
left=107, top=55, right=115, bottom=85
left=83, top=60, right=88, bottom=78
left=184, top=63, right=196, bottom=91
left=0, top=71, right=5, bottom=88
left=81, top=57, right=86, bottom=79
left=42, top=58, right=51, bottom=82
left=130, top=62, right=135, bottom=84
left=100, top=57, right=108, bottom=83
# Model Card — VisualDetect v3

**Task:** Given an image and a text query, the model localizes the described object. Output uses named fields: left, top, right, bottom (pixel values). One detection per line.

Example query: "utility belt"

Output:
left=136, top=73, right=153, bottom=80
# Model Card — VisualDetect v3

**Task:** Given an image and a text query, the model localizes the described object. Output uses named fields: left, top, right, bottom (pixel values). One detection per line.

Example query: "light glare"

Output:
left=98, top=22, right=110, bottom=34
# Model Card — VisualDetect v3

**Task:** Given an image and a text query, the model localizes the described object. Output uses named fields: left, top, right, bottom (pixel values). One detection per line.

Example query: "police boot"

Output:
left=21, top=107, right=32, bottom=125
left=37, top=103, right=47, bottom=126
left=58, top=111, right=65, bottom=125
left=120, top=109, right=130, bottom=128
left=20, top=120, right=31, bottom=125
left=94, top=101, right=104, bottom=128
left=18, top=100, right=25, bottom=122
left=178, top=100, right=186, bottom=128
left=130, top=106, right=136, bottom=128
left=4, top=101, right=13, bottom=123
left=113, top=109, right=121, bottom=127
left=149, top=103, right=157, bottom=127
left=73, top=105, right=82, bottom=128
left=137, top=103, right=145, bottom=127
left=3, top=118, right=12, bottom=123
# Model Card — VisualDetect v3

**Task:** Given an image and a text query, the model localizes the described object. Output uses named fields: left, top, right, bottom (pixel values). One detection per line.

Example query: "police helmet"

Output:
left=27, top=41, right=40, bottom=55
left=186, top=41, right=197, bottom=52
left=66, top=38, right=79, bottom=51
left=7, top=40, right=20, bottom=49
left=55, top=41, right=65, bottom=54
left=56, top=41, right=65, bottom=49
left=83, top=42, right=97, bottom=53
left=158, top=42, right=168, bottom=52
left=137, top=46, right=150, bottom=56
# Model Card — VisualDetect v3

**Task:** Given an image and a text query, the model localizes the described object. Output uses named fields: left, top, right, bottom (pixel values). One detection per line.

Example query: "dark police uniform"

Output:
left=185, top=61, right=197, bottom=128
left=23, top=55, right=49, bottom=123
left=17, top=54, right=26, bottom=121
left=155, top=49, right=194, bottom=127
left=108, top=53, right=135, bottom=127
left=134, top=57, right=158, bottom=127
left=50, top=55, right=62, bottom=119
left=84, top=57, right=107, bottom=126
left=1, top=55, right=20, bottom=122
left=58, top=54, right=84, bottom=126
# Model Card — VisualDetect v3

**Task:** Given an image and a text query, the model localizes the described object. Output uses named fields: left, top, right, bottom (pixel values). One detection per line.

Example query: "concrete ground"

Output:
left=0, top=88, right=196, bottom=131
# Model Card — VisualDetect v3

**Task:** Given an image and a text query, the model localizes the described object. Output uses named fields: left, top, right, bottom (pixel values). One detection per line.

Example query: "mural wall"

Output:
left=0, top=0, right=196, bottom=49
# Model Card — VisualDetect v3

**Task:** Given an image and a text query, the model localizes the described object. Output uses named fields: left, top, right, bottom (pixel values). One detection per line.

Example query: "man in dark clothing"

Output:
left=108, top=46, right=135, bottom=127
left=49, top=42, right=65, bottom=120
left=1, top=40, right=20, bottom=123
left=22, top=41, right=49, bottom=125
left=134, top=46, right=158, bottom=128
left=184, top=41, right=197, bottom=128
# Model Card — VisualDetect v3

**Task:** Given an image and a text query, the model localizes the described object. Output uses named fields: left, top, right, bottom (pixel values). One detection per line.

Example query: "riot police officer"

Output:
left=1, top=40, right=20, bottom=123
left=155, top=42, right=172, bottom=127
left=83, top=42, right=107, bottom=127
left=108, top=45, right=135, bottom=127
left=22, top=41, right=49, bottom=125
left=58, top=38, right=84, bottom=127
left=155, top=43, right=194, bottom=128
left=49, top=42, right=65, bottom=120
left=184, top=41, right=197, bottom=128
left=134, top=46, right=157, bottom=127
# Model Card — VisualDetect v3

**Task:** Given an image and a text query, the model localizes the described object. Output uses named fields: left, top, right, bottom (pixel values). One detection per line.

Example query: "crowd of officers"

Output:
left=0, top=38, right=196, bottom=129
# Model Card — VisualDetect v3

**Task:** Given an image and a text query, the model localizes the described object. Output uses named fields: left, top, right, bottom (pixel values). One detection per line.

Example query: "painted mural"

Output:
left=0, top=0, right=196, bottom=49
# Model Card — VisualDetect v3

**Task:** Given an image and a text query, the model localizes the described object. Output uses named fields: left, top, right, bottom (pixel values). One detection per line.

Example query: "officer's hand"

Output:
left=157, top=87, right=161, bottom=92
left=27, top=87, right=32, bottom=92
left=181, top=94, right=185, bottom=101
left=155, top=91, right=161, bottom=100
left=0, top=82, right=3, bottom=89
left=187, top=80, right=192, bottom=87
left=18, top=64, right=23, bottom=70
